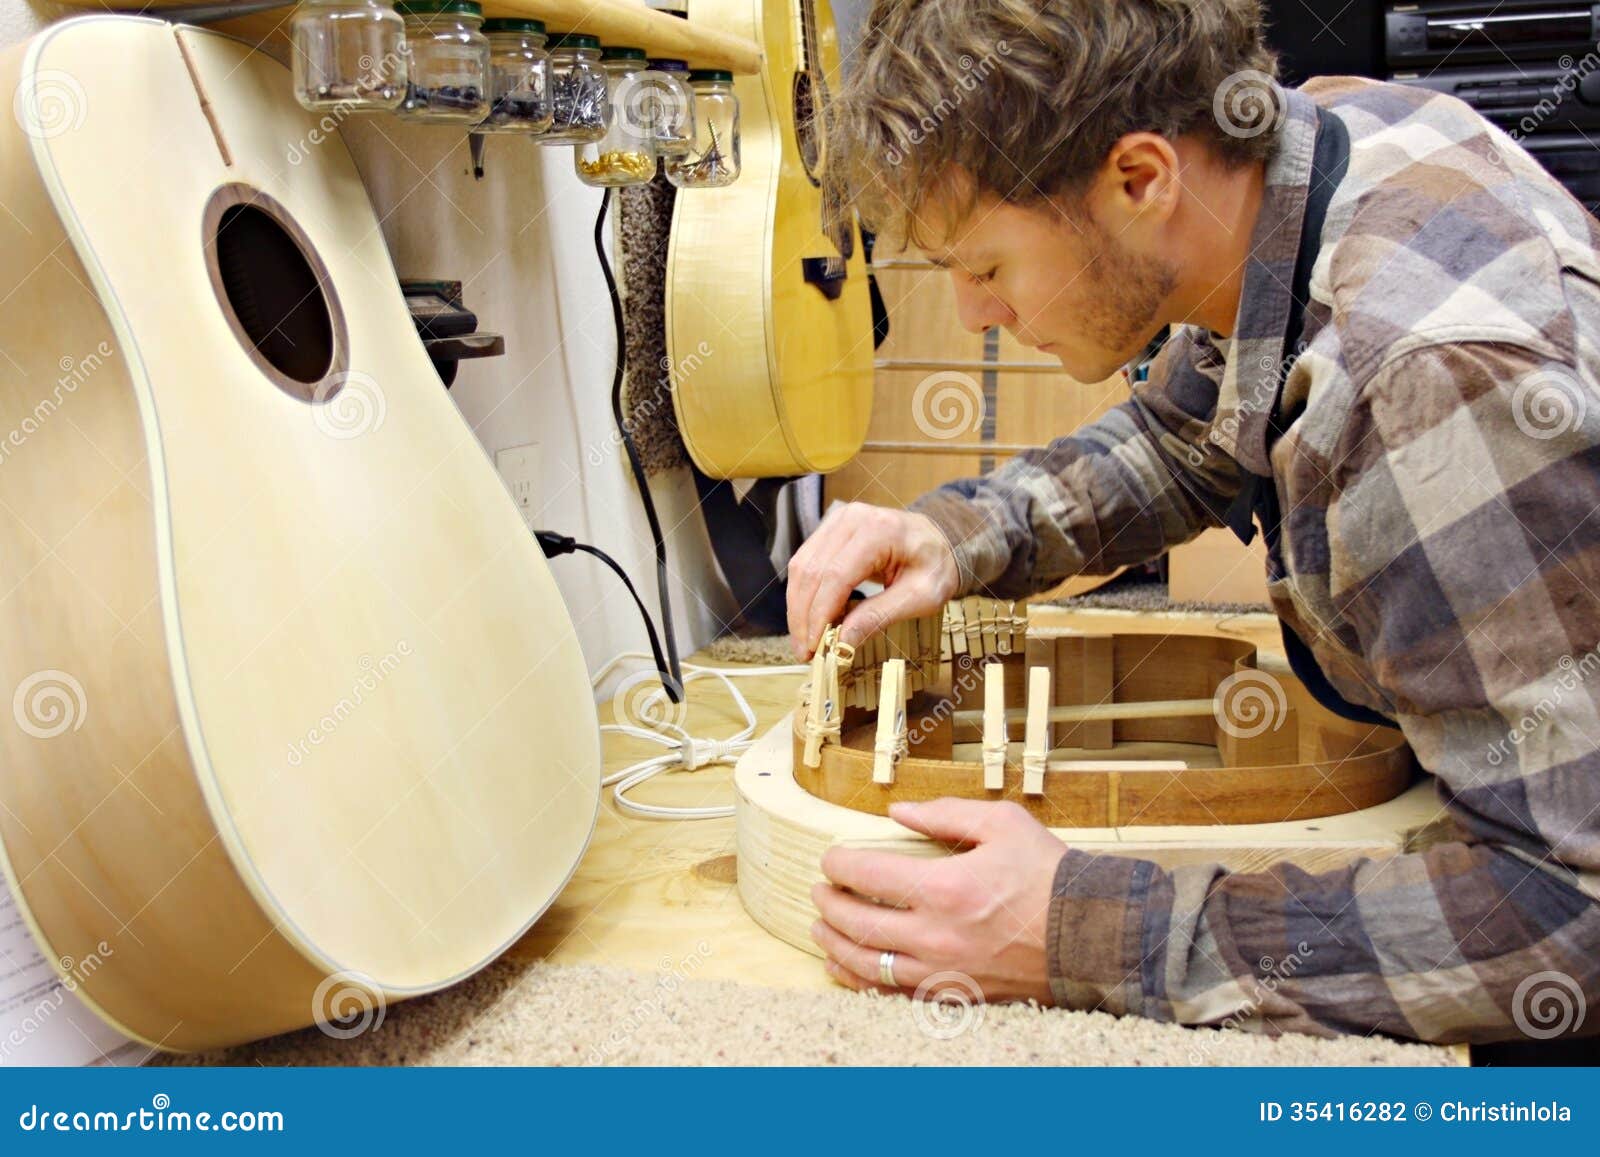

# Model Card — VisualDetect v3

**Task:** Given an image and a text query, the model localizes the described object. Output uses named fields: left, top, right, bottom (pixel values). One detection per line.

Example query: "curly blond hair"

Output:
left=831, top=0, right=1280, bottom=244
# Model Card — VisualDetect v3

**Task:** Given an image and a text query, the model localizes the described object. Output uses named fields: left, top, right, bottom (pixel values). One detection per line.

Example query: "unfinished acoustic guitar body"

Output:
left=0, top=17, right=598, bottom=1051
left=736, top=602, right=1425, bottom=956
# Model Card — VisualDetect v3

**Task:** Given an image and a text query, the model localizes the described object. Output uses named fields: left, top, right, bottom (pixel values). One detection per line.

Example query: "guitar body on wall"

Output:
left=0, top=16, right=599, bottom=1052
left=666, top=0, right=875, bottom=479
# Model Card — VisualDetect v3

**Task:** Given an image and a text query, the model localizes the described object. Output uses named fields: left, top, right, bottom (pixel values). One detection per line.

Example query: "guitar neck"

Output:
left=796, top=0, right=821, bottom=77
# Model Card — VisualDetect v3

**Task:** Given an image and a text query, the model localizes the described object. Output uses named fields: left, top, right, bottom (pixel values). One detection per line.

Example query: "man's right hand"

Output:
left=786, top=503, right=962, bottom=660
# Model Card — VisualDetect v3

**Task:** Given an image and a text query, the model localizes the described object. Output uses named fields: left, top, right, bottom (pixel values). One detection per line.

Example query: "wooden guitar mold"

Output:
left=736, top=601, right=1426, bottom=956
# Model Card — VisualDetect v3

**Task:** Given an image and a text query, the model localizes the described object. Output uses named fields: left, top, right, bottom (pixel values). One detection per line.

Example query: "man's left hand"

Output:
left=810, top=798, right=1066, bottom=1005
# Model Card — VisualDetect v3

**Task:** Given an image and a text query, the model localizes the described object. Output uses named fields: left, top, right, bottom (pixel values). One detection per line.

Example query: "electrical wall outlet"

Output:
left=495, top=442, right=541, bottom=527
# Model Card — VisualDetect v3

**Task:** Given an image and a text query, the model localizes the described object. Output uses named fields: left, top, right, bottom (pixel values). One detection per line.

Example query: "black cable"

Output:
left=592, top=186, right=685, bottom=703
left=535, top=531, right=676, bottom=697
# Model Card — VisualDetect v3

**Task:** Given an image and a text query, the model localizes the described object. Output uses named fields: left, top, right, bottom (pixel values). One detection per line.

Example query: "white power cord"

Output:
left=591, top=651, right=807, bottom=820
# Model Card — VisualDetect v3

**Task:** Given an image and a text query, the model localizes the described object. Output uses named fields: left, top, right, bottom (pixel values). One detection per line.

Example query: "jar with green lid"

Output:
left=665, top=70, right=740, bottom=188
left=542, top=33, right=609, bottom=145
left=575, top=47, right=656, bottom=187
left=290, top=0, right=407, bottom=112
left=640, top=58, right=695, bottom=157
left=479, top=18, right=552, bottom=134
left=396, top=0, right=489, bottom=124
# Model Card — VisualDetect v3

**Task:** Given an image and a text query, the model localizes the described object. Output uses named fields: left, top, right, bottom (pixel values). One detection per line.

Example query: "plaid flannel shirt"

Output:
left=910, top=78, right=1600, bottom=1043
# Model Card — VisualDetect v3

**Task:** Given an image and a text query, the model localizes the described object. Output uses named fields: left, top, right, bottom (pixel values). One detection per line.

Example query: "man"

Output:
left=786, top=0, right=1600, bottom=1043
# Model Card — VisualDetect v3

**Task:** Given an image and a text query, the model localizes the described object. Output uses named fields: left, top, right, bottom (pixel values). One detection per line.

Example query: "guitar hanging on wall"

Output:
left=666, top=0, right=875, bottom=479
left=0, top=15, right=599, bottom=1052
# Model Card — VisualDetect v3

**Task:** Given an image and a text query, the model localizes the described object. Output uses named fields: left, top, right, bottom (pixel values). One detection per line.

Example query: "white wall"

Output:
left=3, top=2, right=734, bottom=692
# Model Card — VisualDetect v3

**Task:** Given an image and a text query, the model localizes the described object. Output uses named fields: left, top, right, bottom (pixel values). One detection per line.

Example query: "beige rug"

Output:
left=158, top=958, right=1455, bottom=1067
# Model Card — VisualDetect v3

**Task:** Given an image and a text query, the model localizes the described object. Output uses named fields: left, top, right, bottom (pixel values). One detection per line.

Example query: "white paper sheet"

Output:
left=0, top=881, right=143, bottom=1067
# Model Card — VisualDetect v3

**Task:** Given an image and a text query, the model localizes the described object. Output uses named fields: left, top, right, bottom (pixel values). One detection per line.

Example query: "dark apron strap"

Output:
left=1221, top=109, right=1395, bottom=729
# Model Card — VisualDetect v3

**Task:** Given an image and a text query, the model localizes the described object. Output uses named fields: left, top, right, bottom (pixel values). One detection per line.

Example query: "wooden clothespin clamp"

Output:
left=872, top=658, right=909, bottom=785
left=982, top=662, right=1007, bottom=791
left=802, top=625, right=852, bottom=768
left=1022, top=665, right=1051, bottom=796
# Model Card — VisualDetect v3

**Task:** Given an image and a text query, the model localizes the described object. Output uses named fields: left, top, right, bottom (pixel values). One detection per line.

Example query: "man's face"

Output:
left=918, top=186, right=1179, bottom=383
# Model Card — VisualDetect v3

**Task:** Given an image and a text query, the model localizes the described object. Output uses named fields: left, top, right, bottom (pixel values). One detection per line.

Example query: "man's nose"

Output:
left=950, top=276, right=1013, bottom=334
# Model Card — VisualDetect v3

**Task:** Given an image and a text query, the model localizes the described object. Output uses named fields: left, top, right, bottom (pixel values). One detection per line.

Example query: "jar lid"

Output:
left=547, top=32, right=602, bottom=50
left=398, top=0, right=482, bottom=18
left=601, top=46, right=649, bottom=61
left=482, top=17, right=545, bottom=34
left=689, top=69, right=734, bottom=82
left=648, top=58, right=690, bottom=70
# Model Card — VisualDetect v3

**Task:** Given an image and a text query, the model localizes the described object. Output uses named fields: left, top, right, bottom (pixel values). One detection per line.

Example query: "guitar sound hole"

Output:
left=208, top=192, right=345, bottom=398
left=792, top=71, right=822, bottom=184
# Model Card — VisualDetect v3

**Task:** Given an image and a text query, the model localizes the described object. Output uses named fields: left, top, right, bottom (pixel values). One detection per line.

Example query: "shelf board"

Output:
left=54, top=0, right=764, bottom=74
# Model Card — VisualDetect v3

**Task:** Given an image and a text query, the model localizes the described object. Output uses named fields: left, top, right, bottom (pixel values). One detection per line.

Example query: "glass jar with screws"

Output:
left=396, top=0, right=489, bottom=124
left=290, top=0, right=408, bottom=112
left=665, top=70, right=740, bottom=188
left=542, top=33, right=609, bottom=145
left=575, top=46, right=657, bottom=187
left=478, top=18, right=552, bottom=134
left=641, top=58, right=695, bottom=158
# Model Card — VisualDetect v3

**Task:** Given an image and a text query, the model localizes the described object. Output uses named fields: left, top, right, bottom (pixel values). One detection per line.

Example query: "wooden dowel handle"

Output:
left=953, top=698, right=1216, bottom=727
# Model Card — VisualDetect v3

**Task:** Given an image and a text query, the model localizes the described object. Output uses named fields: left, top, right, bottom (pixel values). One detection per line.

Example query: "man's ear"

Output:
left=1091, top=132, right=1182, bottom=234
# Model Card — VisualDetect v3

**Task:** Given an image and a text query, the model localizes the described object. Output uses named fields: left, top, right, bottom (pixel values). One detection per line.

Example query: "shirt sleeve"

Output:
left=908, top=329, right=1246, bottom=599
left=1043, top=341, right=1600, bottom=1044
